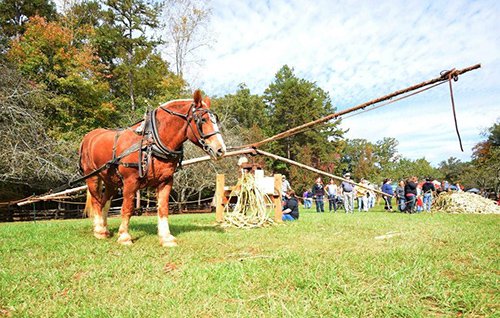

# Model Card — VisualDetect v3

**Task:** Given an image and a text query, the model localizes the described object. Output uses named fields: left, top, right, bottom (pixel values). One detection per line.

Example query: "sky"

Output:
left=184, top=0, right=500, bottom=166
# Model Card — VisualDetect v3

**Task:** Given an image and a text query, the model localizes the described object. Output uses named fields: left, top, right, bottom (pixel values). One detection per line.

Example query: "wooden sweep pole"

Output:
left=240, top=64, right=481, bottom=149
left=255, top=149, right=387, bottom=196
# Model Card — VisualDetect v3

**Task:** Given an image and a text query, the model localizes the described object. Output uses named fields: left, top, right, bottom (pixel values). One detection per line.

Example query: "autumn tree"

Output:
left=462, top=120, right=500, bottom=193
left=0, top=0, right=57, bottom=53
left=7, top=16, right=115, bottom=138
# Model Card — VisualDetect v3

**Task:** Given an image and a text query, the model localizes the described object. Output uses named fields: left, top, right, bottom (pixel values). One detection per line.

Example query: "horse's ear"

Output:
left=203, top=96, right=211, bottom=108
left=193, top=89, right=202, bottom=107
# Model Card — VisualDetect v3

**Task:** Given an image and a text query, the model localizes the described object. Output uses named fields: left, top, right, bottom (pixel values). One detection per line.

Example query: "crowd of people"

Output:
left=296, top=173, right=463, bottom=213
left=281, top=174, right=464, bottom=220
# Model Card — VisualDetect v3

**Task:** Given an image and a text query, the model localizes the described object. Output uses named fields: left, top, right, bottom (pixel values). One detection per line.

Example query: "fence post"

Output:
left=274, top=174, right=283, bottom=223
left=216, top=174, right=225, bottom=222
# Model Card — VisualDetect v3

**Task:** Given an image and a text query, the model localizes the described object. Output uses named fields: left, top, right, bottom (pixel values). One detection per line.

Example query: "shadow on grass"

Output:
left=107, top=221, right=224, bottom=241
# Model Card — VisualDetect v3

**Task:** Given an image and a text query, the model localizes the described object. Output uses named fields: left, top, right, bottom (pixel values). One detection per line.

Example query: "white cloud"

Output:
left=183, top=0, right=500, bottom=165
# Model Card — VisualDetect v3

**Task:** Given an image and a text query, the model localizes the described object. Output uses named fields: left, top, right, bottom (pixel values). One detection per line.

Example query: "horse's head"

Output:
left=187, top=90, right=226, bottom=159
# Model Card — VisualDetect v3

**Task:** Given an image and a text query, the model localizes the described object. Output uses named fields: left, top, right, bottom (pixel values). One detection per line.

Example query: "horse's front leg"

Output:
left=157, top=179, right=176, bottom=247
left=117, top=183, right=137, bottom=245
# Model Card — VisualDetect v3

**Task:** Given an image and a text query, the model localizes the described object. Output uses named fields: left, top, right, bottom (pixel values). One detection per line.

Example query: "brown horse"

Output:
left=79, top=90, right=226, bottom=247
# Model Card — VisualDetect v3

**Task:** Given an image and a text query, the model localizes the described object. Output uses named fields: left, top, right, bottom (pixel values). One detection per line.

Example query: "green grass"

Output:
left=0, top=206, right=498, bottom=317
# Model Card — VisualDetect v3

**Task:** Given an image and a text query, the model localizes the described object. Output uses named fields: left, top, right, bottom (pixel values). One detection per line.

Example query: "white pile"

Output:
left=434, top=192, right=500, bottom=214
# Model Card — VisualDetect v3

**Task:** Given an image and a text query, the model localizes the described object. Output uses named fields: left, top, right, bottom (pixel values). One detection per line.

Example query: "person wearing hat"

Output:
left=341, top=173, right=354, bottom=213
left=281, top=175, right=292, bottom=200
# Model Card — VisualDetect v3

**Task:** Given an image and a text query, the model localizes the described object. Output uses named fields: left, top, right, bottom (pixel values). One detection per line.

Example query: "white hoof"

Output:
left=160, top=235, right=177, bottom=247
left=94, top=230, right=110, bottom=239
left=117, top=233, right=133, bottom=245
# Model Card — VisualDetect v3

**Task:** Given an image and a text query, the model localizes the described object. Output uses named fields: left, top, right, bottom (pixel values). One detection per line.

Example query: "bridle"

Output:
left=158, top=102, right=222, bottom=156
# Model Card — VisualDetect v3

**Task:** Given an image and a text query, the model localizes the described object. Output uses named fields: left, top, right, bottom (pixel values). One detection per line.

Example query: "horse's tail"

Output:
left=83, top=178, right=103, bottom=218
left=83, top=189, right=93, bottom=217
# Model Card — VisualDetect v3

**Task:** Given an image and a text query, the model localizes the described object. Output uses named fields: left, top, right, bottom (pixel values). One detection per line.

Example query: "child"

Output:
left=416, top=195, right=423, bottom=212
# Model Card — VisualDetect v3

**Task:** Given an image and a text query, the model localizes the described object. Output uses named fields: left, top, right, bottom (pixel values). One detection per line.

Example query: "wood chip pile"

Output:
left=222, top=173, right=275, bottom=228
left=434, top=192, right=500, bottom=214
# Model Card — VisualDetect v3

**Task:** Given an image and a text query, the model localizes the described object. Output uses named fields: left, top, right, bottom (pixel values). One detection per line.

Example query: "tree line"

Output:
left=0, top=0, right=498, bottom=202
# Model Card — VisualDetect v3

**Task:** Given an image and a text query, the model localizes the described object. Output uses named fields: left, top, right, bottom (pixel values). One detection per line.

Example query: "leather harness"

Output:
left=71, top=103, right=221, bottom=187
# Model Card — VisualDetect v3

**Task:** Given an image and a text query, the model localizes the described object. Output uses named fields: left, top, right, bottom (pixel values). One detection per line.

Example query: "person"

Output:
left=381, top=178, right=394, bottom=211
left=421, top=178, right=436, bottom=212
left=325, top=179, right=338, bottom=212
left=282, top=191, right=299, bottom=221
left=416, top=195, right=424, bottom=212
left=341, top=173, right=355, bottom=213
left=395, top=180, right=406, bottom=212
left=281, top=175, right=292, bottom=200
left=367, top=181, right=376, bottom=209
left=312, top=177, right=326, bottom=212
left=404, top=176, right=418, bottom=213
left=356, top=179, right=369, bottom=212
left=302, top=190, right=312, bottom=209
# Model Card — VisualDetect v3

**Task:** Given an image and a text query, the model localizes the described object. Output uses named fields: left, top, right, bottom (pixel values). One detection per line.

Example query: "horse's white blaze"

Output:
left=213, top=121, right=226, bottom=153
left=158, top=216, right=171, bottom=238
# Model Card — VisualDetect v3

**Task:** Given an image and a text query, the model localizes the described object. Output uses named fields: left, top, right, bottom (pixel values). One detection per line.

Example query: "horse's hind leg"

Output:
left=86, top=176, right=110, bottom=239
left=117, top=181, right=137, bottom=245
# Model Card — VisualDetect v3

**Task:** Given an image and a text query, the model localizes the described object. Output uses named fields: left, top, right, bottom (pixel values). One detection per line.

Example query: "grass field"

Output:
left=0, top=205, right=498, bottom=317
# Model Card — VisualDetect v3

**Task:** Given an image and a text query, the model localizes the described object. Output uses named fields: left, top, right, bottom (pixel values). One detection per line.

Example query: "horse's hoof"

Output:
left=160, top=240, right=178, bottom=247
left=94, top=231, right=109, bottom=239
left=117, top=233, right=133, bottom=245
left=160, top=235, right=177, bottom=247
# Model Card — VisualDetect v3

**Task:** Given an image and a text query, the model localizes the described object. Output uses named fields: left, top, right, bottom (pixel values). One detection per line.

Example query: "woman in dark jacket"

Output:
left=404, top=176, right=418, bottom=213
left=282, top=191, right=299, bottom=221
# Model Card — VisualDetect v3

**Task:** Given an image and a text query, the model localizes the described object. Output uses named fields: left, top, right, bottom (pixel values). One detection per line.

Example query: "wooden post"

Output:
left=216, top=174, right=225, bottom=222
left=274, top=174, right=283, bottom=223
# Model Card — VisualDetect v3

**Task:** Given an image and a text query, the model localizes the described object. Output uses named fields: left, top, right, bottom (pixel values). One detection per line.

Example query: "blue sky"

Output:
left=184, top=0, right=500, bottom=166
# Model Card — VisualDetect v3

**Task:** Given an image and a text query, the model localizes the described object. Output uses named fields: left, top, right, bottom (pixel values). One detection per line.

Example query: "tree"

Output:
left=465, top=120, right=500, bottom=193
left=263, top=65, right=344, bottom=189
left=212, top=83, right=268, bottom=145
left=7, top=15, right=115, bottom=138
left=0, top=0, right=57, bottom=53
left=0, top=63, right=76, bottom=195
left=162, top=0, right=212, bottom=77
left=438, top=157, right=466, bottom=183
left=103, top=0, right=162, bottom=110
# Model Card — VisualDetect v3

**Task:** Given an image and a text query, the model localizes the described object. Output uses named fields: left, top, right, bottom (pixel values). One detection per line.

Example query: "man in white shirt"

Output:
left=325, top=179, right=338, bottom=212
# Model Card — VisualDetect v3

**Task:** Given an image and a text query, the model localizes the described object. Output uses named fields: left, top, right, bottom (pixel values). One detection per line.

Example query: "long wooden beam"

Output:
left=255, top=149, right=387, bottom=196
left=16, top=148, right=257, bottom=206
left=239, top=64, right=481, bottom=149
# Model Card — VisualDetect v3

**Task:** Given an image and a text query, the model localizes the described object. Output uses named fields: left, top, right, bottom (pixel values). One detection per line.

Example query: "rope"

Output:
left=442, top=69, right=464, bottom=152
